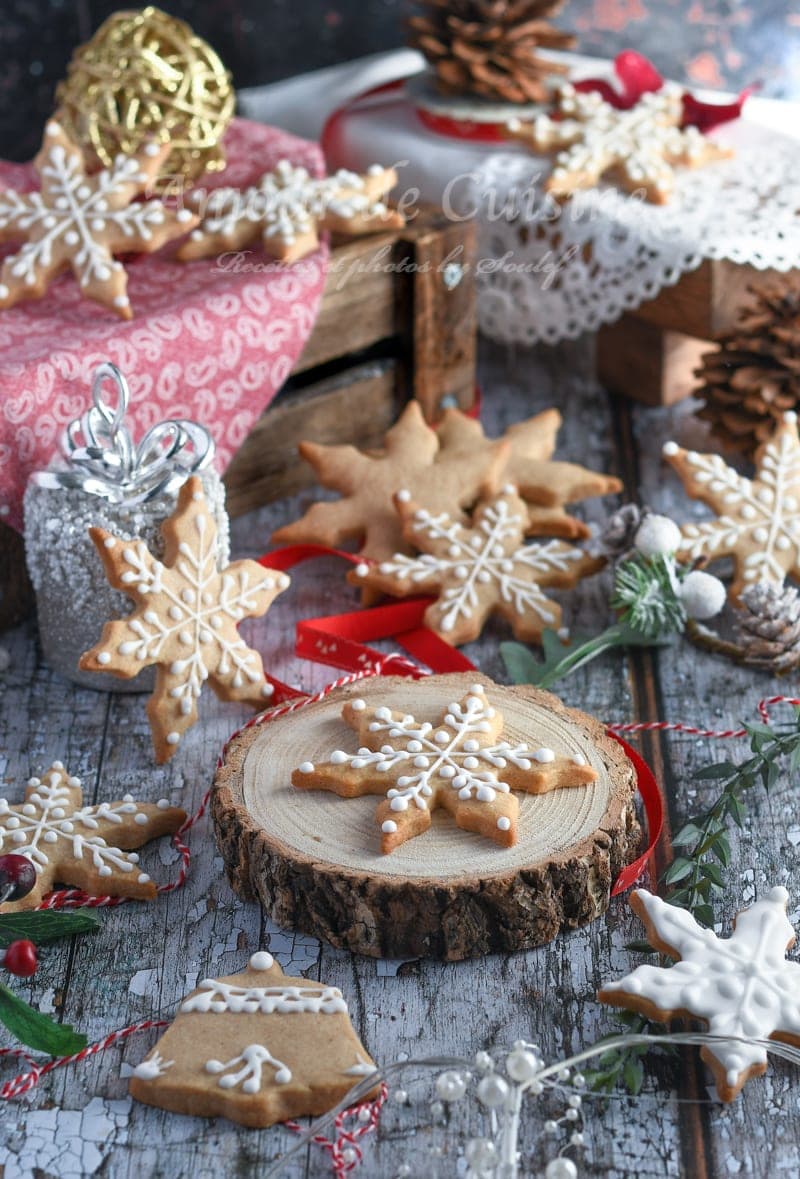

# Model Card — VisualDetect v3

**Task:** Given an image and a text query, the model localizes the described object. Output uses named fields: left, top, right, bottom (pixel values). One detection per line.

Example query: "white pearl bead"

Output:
left=506, top=1047, right=542, bottom=1082
left=465, top=1138, right=498, bottom=1169
left=545, top=1159, right=578, bottom=1179
left=435, top=1070, right=467, bottom=1102
left=544, top=1119, right=559, bottom=1134
left=477, top=1073, right=509, bottom=1109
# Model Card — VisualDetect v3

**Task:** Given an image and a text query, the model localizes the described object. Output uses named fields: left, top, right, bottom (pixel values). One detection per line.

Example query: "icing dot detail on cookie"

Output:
left=97, top=652, right=111, bottom=665
left=662, top=441, right=679, bottom=457
left=249, top=951, right=274, bottom=971
left=298, top=762, right=315, bottom=774
left=396, top=489, right=411, bottom=503
left=350, top=699, right=366, bottom=711
left=497, top=816, right=511, bottom=831
left=572, top=754, right=587, bottom=766
left=533, top=748, right=555, bottom=763
left=166, top=732, right=180, bottom=746
left=382, top=820, right=398, bottom=833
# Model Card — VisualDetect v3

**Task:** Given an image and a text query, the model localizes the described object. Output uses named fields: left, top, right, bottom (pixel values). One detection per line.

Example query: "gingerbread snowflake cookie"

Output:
left=293, top=681, right=598, bottom=851
left=80, top=476, right=290, bottom=763
left=0, top=762, right=185, bottom=910
left=352, top=486, right=603, bottom=645
left=0, top=120, right=197, bottom=318
left=663, top=411, right=800, bottom=603
left=599, top=886, right=800, bottom=1101
left=177, top=159, right=404, bottom=265
left=273, top=400, right=508, bottom=564
left=130, top=950, right=377, bottom=1127
left=505, top=83, right=731, bottom=204
left=436, top=408, right=622, bottom=539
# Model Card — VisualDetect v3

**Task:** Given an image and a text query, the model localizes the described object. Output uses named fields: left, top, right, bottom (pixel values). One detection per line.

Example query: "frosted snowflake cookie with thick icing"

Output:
left=599, top=886, right=800, bottom=1101
left=0, top=762, right=185, bottom=910
left=177, top=159, right=404, bottom=264
left=80, top=476, right=289, bottom=763
left=0, top=120, right=197, bottom=318
left=352, top=486, right=603, bottom=645
left=505, top=83, right=731, bottom=204
left=129, top=950, right=377, bottom=1127
left=213, top=673, right=639, bottom=959
left=663, top=411, right=800, bottom=603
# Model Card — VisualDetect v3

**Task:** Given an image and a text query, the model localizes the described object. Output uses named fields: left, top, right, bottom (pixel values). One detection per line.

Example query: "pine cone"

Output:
left=735, top=581, right=800, bottom=673
left=408, top=0, right=575, bottom=104
left=595, top=503, right=650, bottom=561
left=696, top=278, right=800, bottom=459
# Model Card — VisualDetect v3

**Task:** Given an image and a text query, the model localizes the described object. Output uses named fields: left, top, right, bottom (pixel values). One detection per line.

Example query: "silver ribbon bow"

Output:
left=34, top=362, right=215, bottom=506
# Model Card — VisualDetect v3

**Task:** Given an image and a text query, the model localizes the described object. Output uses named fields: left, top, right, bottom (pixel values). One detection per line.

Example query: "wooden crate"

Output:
left=596, top=259, right=790, bottom=405
left=223, top=206, right=478, bottom=517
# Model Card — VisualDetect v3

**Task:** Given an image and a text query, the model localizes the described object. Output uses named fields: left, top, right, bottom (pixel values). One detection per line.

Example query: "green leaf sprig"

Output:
left=0, top=908, right=99, bottom=1055
left=502, top=553, right=685, bottom=691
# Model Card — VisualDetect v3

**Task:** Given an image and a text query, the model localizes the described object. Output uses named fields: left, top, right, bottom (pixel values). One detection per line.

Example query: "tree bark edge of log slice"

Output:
left=212, top=674, right=642, bottom=961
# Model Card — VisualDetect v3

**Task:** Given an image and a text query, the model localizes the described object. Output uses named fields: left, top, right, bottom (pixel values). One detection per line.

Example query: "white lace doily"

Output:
left=466, top=124, right=800, bottom=345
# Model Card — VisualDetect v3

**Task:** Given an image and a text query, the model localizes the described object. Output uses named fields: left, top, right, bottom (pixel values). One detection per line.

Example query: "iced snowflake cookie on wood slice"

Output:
left=80, top=476, right=290, bottom=764
left=599, top=887, right=800, bottom=1101
left=129, top=950, right=377, bottom=1127
left=213, top=674, right=639, bottom=960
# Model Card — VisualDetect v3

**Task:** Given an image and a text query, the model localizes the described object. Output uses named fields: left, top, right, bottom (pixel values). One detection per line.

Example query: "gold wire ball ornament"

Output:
left=54, top=6, right=235, bottom=190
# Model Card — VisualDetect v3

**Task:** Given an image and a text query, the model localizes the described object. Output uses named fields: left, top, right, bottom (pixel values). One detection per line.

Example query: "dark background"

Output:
left=1, top=1, right=798, bottom=161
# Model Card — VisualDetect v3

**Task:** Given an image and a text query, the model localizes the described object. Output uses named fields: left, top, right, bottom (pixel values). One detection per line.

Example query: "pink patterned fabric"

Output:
left=0, top=119, right=328, bottom=531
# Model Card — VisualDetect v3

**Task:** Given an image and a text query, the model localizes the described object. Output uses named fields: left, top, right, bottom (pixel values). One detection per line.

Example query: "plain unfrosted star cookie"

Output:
left=177, top=159, right=404, bottom=264
left=436, top=407, right=622, bottom=538
left=599, top=886, right=800, bottom=1101
left=129, top=950, right=377, bottom=1127
left=0, top=120, right=197, bottom=318
left=272, top=400, right=508, bottom=564
left=352, top=486, right=603, bottom=645
left=292, top=681, right=598, bottom=851
left=80, top=476, right=290, bottom=764
left=663, top=411, right=800, bottom=603
left=505, top=83, right=731, bottom=204
left=0, top=762, right=185, bottom=910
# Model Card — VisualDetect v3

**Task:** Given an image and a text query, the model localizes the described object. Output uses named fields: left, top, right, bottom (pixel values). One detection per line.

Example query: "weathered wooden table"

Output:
left=1, top=338, right=795, bottom=1178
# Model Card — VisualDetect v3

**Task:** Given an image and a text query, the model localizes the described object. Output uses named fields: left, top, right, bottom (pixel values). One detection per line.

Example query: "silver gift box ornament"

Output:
left=24, top=363, right=230, bottom=692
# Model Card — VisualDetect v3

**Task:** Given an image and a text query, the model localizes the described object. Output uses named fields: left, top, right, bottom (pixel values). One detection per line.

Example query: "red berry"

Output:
left=0, top=854, right=36, bottom=903
left=4, top=940, right=38, bottom=978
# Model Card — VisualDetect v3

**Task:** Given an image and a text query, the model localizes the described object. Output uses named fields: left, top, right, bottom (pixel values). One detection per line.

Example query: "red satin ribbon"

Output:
left=322, top=50, right=749, bottom=156
left=258, top=543, right=664, bottom=891
left=574, top=49, right=753, bottom=130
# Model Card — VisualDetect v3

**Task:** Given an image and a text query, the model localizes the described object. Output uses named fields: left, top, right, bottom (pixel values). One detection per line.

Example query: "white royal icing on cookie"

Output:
left=181, top=978, right=348, bottom=1016
left=0, top=767, right=169, bottom=884
left=132, top=1051, right=173, bottom=1081
left=205, top=1043, right=291, bottom=1091
left=603, top=886, right=800, bottom=1093
left=371, top=492, right=585, bottom=634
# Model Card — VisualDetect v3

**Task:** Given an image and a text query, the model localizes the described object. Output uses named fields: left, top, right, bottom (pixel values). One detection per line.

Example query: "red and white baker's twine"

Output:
left=606, top=695, right=800, bottom=741
left=285, top=1084, right=389, bottom=1179
left=2, top=678, right=798, bottom=1176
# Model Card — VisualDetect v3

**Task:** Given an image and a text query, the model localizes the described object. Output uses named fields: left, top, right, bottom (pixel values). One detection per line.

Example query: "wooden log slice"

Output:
left=213, top=673, right=641, bottom=961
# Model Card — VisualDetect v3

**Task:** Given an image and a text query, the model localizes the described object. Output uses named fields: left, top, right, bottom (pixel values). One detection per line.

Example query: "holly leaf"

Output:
left=0, top=909, right=100, bottom=949
left=0, top=984, right=85, bottom=1055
